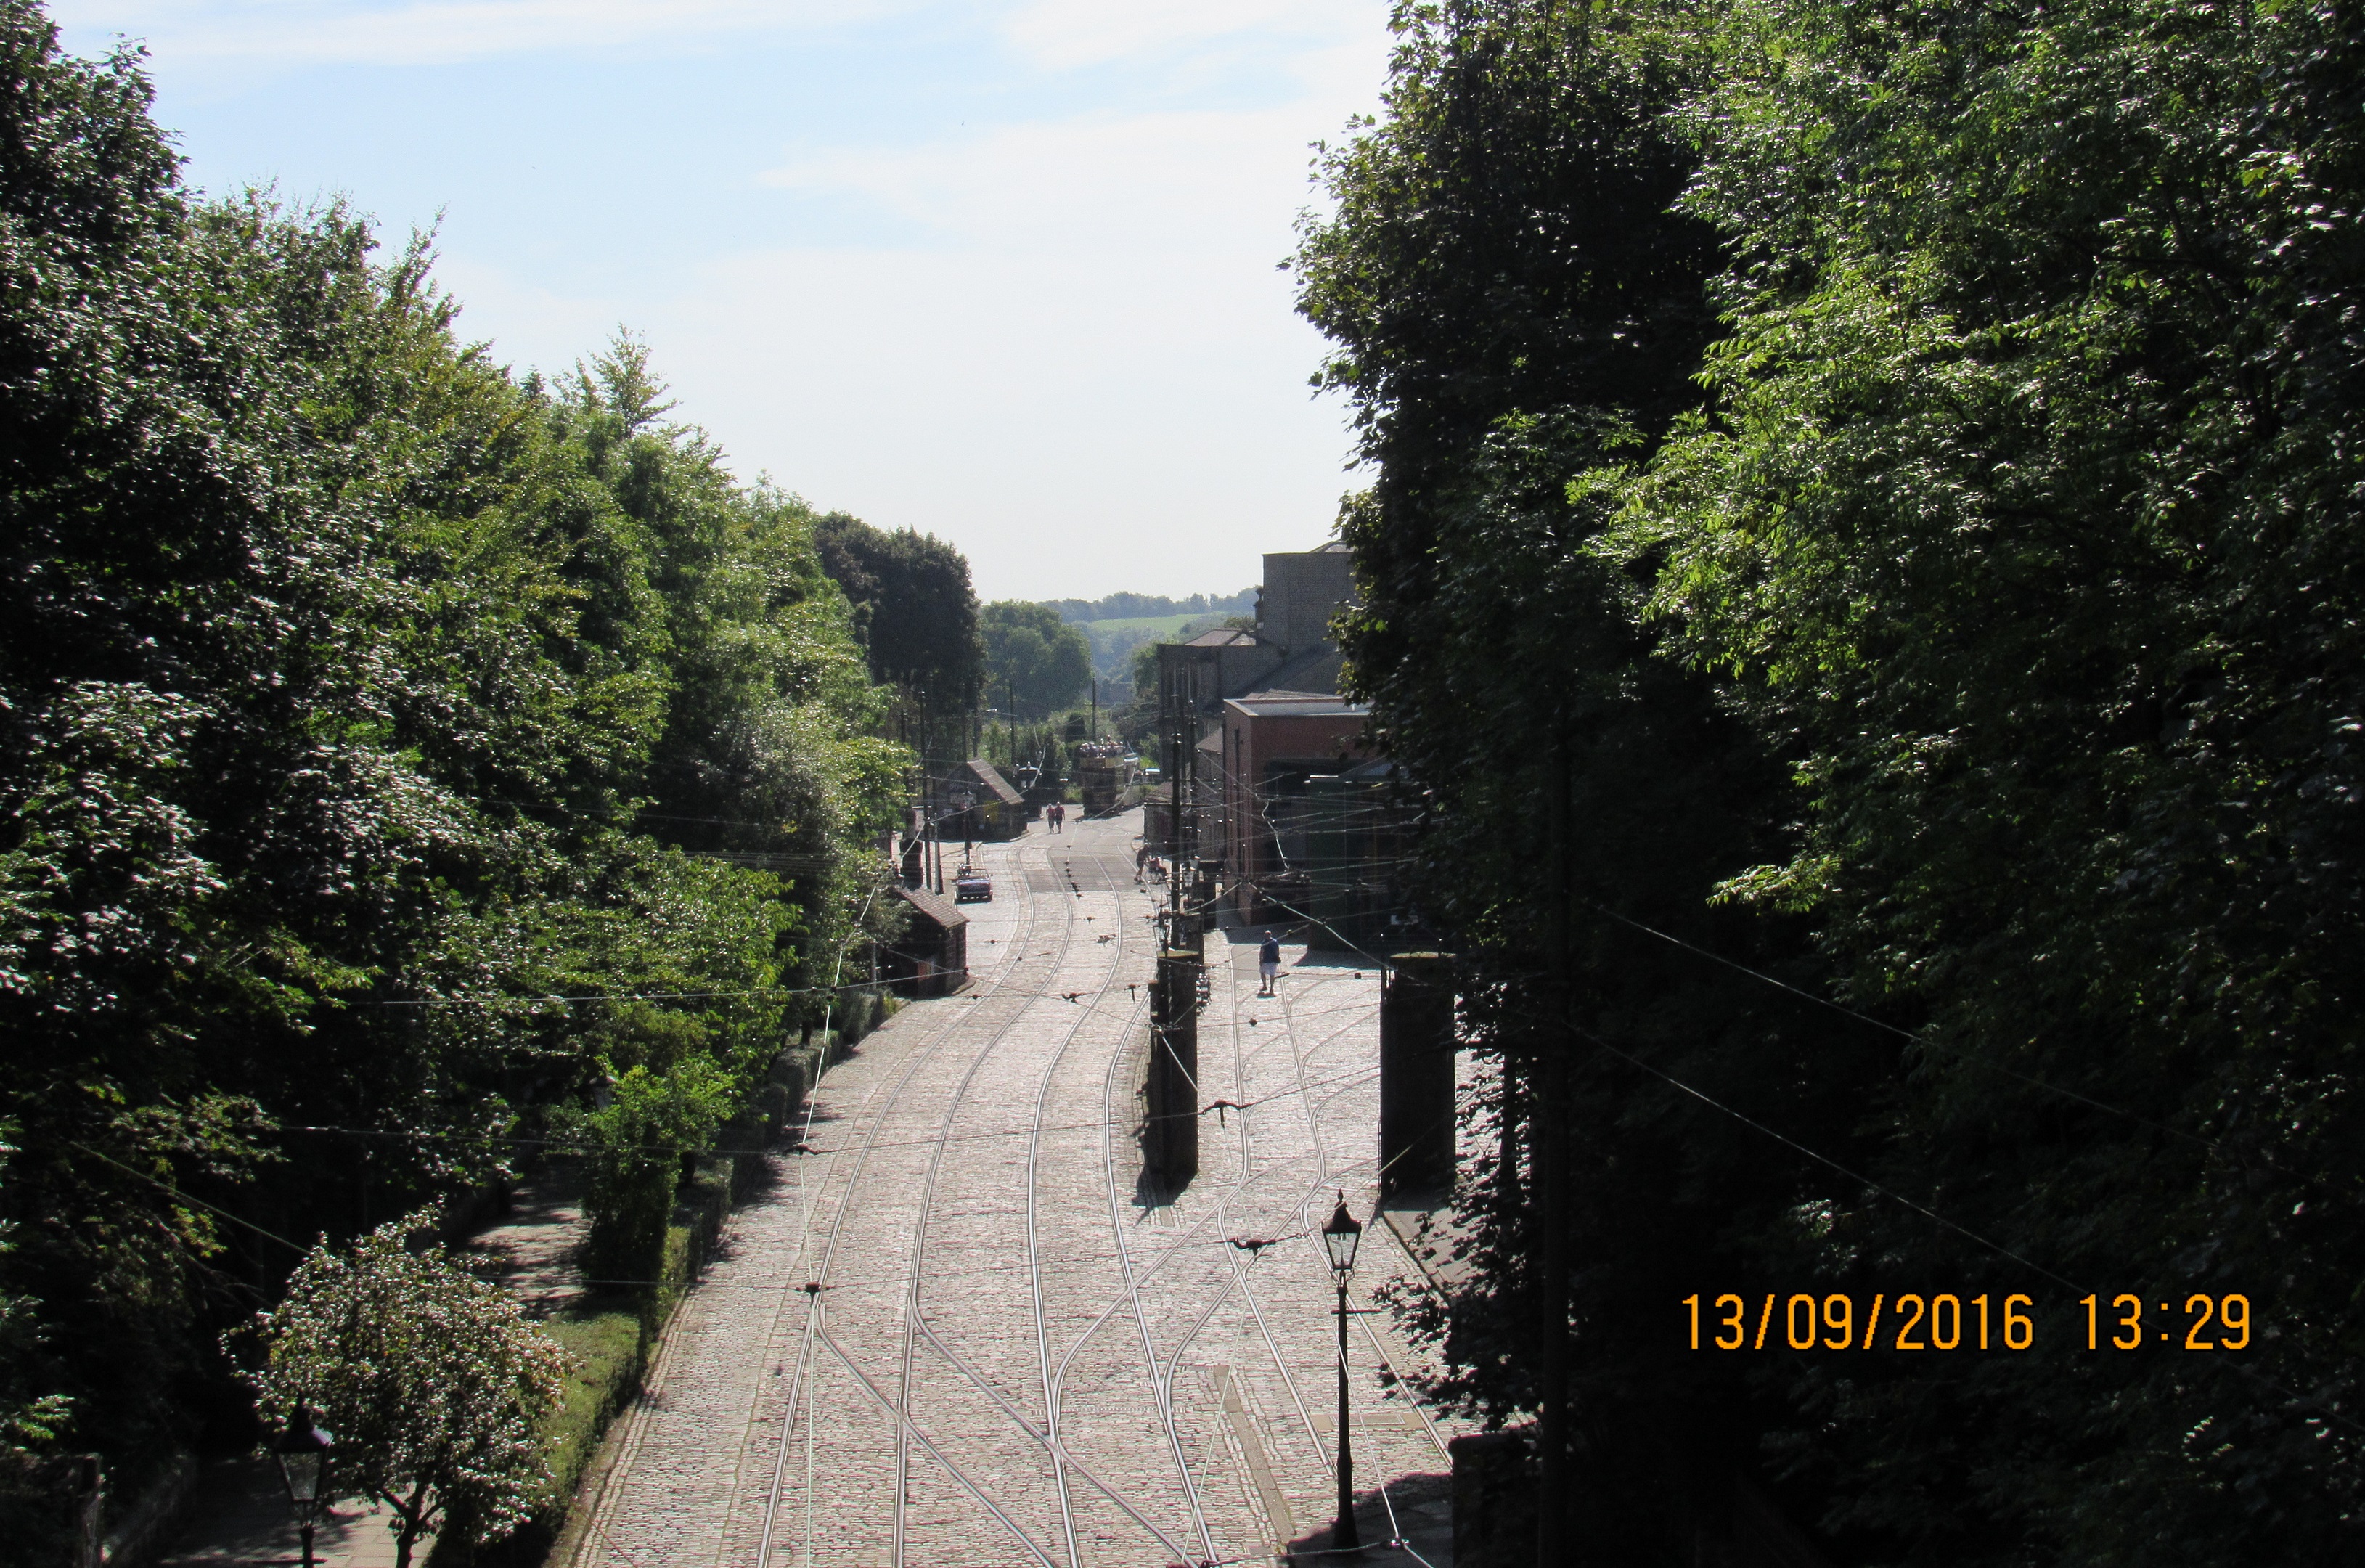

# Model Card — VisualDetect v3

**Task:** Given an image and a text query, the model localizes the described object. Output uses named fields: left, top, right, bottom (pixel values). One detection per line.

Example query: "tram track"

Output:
left=1246, top=961, right=1454, bottom=1535
left=587, top=814, right=1438, bottom=1568
left=892, top=866, right=1088, bottom=1567
left=773, top=831, right=1193, bottom=1568
left=1098, top=1003, right=1222, bottom=1566
left=889, top=846, right=1173, bottom=1567
left=751, top=866, right=1050, bottom=1568
left=887, top=852, right=1210, bottom=1567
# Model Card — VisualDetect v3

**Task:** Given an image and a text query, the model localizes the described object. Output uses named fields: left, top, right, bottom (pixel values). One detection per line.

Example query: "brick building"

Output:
left=1152, top=544, right=1360, bottom=859
left=1214, top=694, right=1376, bottom=924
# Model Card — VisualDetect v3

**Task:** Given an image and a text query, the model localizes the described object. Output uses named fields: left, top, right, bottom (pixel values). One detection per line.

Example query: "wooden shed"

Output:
left=884, top=884, right=969, bottom=997
left=945, top=758, right=1028, bottom=842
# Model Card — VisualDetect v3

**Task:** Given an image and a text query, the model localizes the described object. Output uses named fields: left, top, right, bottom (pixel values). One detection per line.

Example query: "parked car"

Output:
left=954, top=870, right=993, bottom=903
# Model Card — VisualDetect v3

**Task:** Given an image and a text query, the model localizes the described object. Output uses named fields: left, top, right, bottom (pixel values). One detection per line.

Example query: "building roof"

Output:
left=1225, top=693, right=1370, bottom=719
left=958, top=758, right=1024, bottom=806
left=1183, top=626, right=1261, bottom=648
left=895, top=883, right=968, bottom=930
left=1248, top=645, right=1346, bottom=697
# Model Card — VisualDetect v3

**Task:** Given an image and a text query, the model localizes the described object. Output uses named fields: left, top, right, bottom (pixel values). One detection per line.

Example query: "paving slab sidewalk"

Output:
left=151, top=1458, right=417, bottom=1568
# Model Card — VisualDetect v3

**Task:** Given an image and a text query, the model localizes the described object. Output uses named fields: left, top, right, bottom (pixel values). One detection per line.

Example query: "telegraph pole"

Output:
left=1146, top=650, right=1199, bottom=1187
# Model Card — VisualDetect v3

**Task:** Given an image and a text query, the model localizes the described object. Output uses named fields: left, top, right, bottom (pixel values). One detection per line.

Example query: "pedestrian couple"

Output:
left=1258, top=930, right=1282, bottom=997
left=1045, top=801, right=1066, bottom=833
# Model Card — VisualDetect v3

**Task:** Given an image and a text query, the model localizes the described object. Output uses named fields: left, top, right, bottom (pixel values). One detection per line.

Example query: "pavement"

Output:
left=570, top=807, right=1467, bottom=1568
left=152, top=1458, right=420, bottom=1568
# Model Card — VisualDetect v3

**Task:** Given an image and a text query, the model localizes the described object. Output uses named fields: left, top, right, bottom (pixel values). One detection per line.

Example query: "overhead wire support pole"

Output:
left=1334, top=1270, right=1360, bottom=1554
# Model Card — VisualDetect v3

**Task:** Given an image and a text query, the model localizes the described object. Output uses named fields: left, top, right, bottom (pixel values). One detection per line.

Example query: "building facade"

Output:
left=1151, top=544, right=1363, bottom=861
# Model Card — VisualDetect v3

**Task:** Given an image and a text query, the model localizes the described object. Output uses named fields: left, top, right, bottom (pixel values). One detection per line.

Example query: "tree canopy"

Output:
left=1298, top=0, right=2362, bottom=1560
left=0, top=0, right=905, bottom=1517
left=240, top=1214, right=572, bottom=1568
left=812, top=513, right=983, bottom=714
left=1044, top=589, right=1254, bottom=624
left=979, top=600, right=1092, bottom=718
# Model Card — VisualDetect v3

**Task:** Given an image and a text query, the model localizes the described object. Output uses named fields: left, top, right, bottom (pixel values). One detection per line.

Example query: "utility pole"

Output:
left=1168, top=661, right=1185, bottom=929
left=1145, top=650, right=1199, bottom=1187
left=1090, top=678, right=1098, bottom=744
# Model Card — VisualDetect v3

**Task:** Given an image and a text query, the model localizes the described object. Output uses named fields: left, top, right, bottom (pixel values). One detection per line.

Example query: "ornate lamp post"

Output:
left=272, top=1404, right=335, bottom=1568
left=1322, top=1195, right=1365, bottom=1554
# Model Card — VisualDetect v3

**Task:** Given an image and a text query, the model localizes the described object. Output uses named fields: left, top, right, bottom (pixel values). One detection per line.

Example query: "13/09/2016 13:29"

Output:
left=1683, top=1291, right=2254, bottom=1352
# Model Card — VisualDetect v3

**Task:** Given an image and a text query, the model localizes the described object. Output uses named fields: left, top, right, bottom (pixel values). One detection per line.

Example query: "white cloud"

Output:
left=58, top=0, right=1396, bottom=598
left=999, top=0, right=1378, bottom=70
left=762, top=107, right=1317, bottom=256
left=53, top=0, right=907, bottom=67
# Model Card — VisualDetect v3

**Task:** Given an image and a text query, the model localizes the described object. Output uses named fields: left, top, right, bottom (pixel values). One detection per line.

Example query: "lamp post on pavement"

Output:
left=271, top=1405, right=335, bottom=1568
left=1323, top=1195, right=1365, bottom=1554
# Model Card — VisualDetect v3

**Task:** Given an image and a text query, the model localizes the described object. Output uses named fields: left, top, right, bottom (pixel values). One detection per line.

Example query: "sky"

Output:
left=49, top=0, right=1396, bottom=603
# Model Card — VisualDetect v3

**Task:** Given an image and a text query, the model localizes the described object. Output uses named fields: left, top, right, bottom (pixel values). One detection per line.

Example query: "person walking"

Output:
left=1258, top=930, right=1282, bottom=997
left=1047, top=801, right=1064, bottom=833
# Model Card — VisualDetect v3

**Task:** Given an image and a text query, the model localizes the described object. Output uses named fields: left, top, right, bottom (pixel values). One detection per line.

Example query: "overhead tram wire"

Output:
left=891, top=845, right=1092, bottom=1568
left=1574, top=1016, right=2365, bottom=1439
left=1251, top=865, right=2224, bottom=1175
left=1576, top=899, right=2221, bottom=1155
left=283, top=1069, right=1381, bottom=1163
left=753, top=853, right=1053, bottom=1568
left=66, top=1141, right=311, bottom=1258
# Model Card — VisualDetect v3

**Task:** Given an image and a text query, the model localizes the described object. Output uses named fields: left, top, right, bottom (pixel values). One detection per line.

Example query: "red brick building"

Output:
left=1215, top=693, right=1373, bottom=920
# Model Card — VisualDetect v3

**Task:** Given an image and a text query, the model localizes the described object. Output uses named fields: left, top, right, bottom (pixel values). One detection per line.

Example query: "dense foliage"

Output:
left=1299, top=0, right=2361, bottom=1561
left=0, top=0, right=904, bottom=1520
left=979, top=600, right=1092, bottom=718
left=812, top=511, right=983, bottom=715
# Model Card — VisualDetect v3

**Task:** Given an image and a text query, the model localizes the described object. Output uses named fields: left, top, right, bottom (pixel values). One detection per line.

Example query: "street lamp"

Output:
left=272, top=1404, right=335, bottom=1568
left=1322, top=1195, right=1365, bottom=1554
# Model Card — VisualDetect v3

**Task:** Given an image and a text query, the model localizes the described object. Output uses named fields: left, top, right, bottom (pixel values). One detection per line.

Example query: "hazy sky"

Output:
left=51, top=0, right=1394, bottom=603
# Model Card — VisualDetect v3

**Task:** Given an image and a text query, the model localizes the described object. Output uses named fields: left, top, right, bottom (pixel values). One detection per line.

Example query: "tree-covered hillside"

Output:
left=1045, top=589, right=1253, bottom=624
left=0, top=0, right=905, bottom=1523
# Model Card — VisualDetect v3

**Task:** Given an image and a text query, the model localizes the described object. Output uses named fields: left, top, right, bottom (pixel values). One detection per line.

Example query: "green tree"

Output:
left=1300, top=0, right=2365, bottom=1561
left=812, top=513, right=982, bottom=714
left=1295, top=8, right=1837, bottom=1559
left=1619, top=0, right=2365, bottom=1554
left=0, top=0, right=904, bottom=1504
left=564, top=1057, right=739, bottom=1285
left=979, top=600, right=1091, bottom=717
left=240, top=1214, right=571, bottom=1568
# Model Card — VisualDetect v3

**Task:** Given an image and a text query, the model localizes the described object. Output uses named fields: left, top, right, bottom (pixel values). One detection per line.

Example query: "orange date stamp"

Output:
left=1683, top=1292, right=2252, bottom=1352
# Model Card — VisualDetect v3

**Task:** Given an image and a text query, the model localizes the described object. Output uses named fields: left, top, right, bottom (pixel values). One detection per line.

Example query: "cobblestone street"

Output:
left=576, top=808, right=1463, bottom=1568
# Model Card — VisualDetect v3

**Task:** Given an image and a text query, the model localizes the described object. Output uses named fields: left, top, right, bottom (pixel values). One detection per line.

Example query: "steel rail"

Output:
left=814, top=1325, right=1062, bottom=1567
left=1021, top=880, right=1144, bottom=1568
left=894, top=860, right=1090, bottom=1567
left=1098, top=979, right=1222, bottom=1567
left=1042, top=961, right=1376, bottom=1486
left=753, top=854, right=1048, bottom=1568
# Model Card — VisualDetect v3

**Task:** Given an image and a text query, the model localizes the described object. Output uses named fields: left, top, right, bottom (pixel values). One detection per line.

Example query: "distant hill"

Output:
left=1046, top=588, right=1254, bottom=624
left=1051, top=604, right=1249, bottom=706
